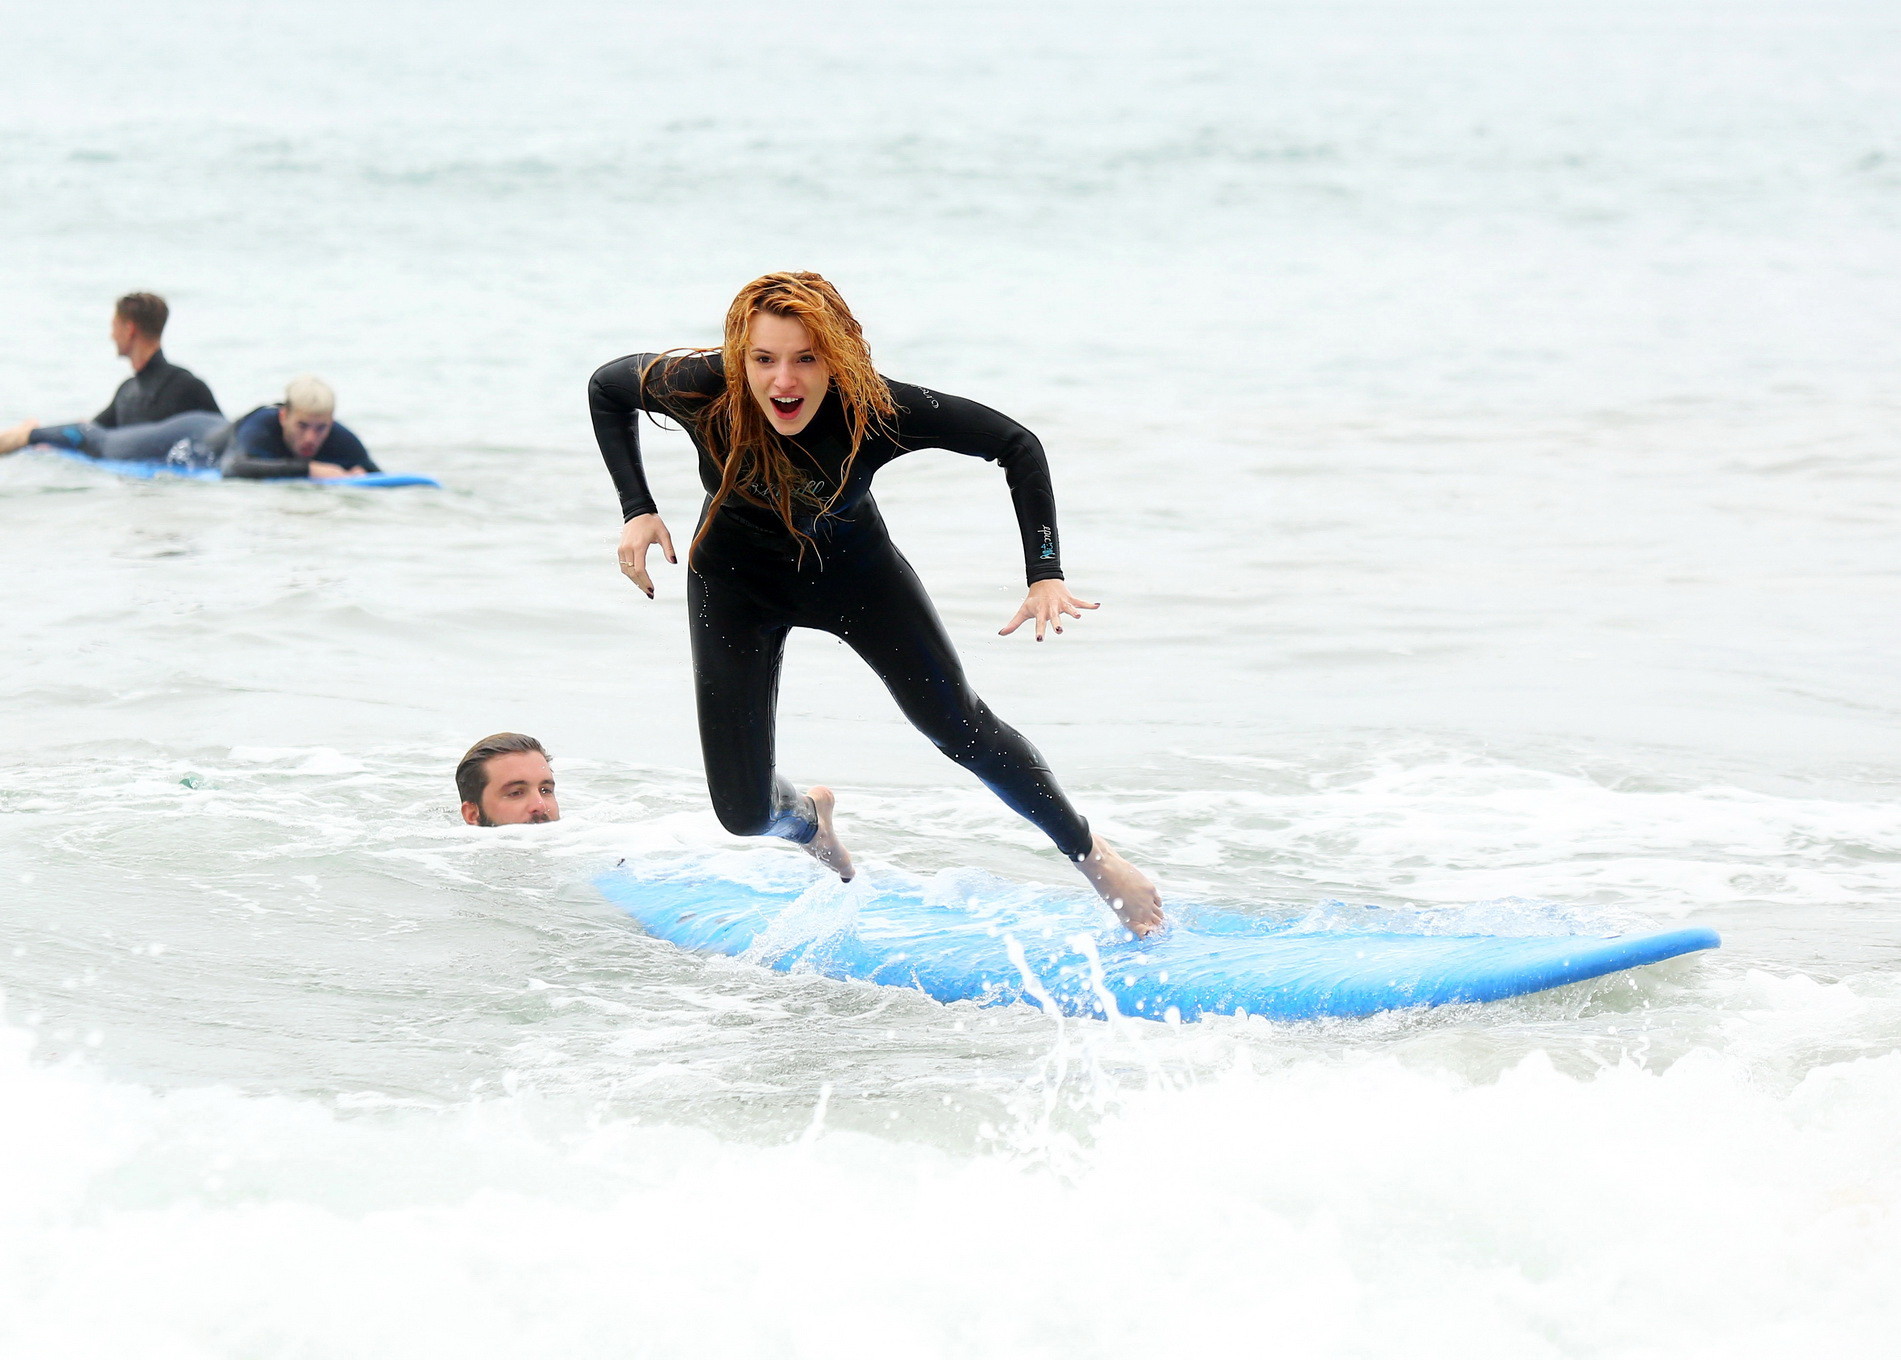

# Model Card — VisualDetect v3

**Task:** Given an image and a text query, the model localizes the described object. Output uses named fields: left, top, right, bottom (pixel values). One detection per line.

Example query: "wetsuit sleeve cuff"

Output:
left=1027, top=565, right=1066, bottom=584
left=622, top=501, right=659, bottom=521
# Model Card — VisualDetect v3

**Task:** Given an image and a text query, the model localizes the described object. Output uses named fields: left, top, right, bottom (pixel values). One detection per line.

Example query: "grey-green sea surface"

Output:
left=2, top=1, right=1897, bottom=1355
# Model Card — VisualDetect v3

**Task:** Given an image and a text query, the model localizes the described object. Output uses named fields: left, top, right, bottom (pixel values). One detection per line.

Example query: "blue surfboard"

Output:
left=312, top=472, right=440, bottom=488
left=34, top=448, right=440, bottom=488
left=597, top=863, right=1720, bottom=1023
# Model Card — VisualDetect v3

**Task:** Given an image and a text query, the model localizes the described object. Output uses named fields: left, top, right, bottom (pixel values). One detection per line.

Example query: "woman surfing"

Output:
left=588, top=272, right=1163, bottom=936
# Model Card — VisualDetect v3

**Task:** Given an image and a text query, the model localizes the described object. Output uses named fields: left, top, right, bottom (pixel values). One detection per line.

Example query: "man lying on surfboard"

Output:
left=5, top=370, right=384, bottom=479
left=220, top=375, right=380, bottom=480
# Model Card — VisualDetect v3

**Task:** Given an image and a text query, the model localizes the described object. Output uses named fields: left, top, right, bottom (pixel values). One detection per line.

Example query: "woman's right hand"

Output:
left=617, top=513, right=677, bottom=598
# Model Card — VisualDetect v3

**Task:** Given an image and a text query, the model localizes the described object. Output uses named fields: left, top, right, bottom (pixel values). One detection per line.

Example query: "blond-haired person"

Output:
left=221, top=375, right=379, bottom=480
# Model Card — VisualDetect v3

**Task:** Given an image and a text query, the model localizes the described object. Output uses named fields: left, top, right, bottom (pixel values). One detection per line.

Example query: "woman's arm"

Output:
left=886, top=380, right=1100, bottom=641
left=588, top=353, right=667, bottom=520
left=589, top=352, right=713, bottom=595
left=588, top=352, right=721, bottom=520
left=886, top=380, right=1067, bottom=585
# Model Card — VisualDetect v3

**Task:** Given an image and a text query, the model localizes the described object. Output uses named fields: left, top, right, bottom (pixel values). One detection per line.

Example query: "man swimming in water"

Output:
left=221, top=375, right=380, bottom=480
left=457, top=733, right=561, bottom=826
left=0, top=292, right=225, bottom=461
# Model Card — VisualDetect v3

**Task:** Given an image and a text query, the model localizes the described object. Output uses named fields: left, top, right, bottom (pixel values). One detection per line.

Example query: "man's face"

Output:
left=462, top=751, right=560, bottom=826
left=279, top=406, right=335, bottom=459
left=110, top=313, right=142, bottom=357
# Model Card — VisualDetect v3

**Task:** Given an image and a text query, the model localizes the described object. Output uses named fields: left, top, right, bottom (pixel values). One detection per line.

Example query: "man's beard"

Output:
left=479, top=809, right=551, bottom=825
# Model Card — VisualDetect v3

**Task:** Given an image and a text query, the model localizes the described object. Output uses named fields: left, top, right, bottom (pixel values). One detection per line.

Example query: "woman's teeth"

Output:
left=771, top=396, right=803, bottom=415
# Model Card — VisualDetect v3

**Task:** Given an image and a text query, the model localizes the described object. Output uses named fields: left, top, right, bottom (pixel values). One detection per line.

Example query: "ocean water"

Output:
left=2, top=0, right=1899, bottom=1354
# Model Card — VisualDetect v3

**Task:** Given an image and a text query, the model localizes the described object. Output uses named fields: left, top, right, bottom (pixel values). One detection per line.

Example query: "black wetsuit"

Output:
left=589, top=351, right=1090, bottom=859
left=220, top=405, right=379, bottom=479
left=28, top=350, right=224, bottom=462
left=92, top=351, right=220, bottom=428
left=29, top=412, right=231, bottom=466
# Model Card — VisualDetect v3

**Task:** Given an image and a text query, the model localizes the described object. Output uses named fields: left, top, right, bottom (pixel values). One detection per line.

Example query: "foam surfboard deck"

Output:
left=598, top=864, right=1721, bottom=1022
left=35, top=448, right=440, bottom=488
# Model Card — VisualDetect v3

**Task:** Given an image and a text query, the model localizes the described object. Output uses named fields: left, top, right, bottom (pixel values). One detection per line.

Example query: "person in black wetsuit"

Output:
left=590, top=271, right=1163, bottom=936
left=0, top=292, right=224, bottom=463
left=221, top=375, right=380, bottom=480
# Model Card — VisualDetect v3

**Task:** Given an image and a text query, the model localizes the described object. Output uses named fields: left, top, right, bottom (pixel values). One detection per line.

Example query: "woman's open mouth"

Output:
left=769, top=395, right=805, bottom=420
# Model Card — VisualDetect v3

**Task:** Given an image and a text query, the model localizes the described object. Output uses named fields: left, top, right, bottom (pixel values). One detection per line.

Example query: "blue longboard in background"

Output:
left=33, top=447, right=441, bottom=488
left=597, top=864, right=1721, bottom=1023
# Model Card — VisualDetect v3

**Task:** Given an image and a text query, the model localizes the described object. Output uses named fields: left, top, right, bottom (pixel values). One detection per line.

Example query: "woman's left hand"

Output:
left=999, top=579, right=1099, bottom=642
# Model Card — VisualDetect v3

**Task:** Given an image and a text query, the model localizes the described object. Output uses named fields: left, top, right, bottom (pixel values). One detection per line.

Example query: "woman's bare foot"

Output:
left=0, top=419, right=38, bottom=456
left=803, top=785, right=854, bottom=882
left=1078, top=835, right=1164, bottom=937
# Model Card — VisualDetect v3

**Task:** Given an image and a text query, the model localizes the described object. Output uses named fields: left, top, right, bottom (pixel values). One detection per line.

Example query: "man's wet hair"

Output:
left=455, top=732, right=550, bottom=808
left=115, top=292, right=169, bottom=339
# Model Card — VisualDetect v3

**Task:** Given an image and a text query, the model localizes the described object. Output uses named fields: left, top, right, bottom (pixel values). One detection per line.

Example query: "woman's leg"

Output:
left=824, top=547, right=1094, bottom=861
left=689, top=569, right=856, bottom=877
left=817, top=539, right=1162, bottom=932
left=687, top=571, right=812, bottom=841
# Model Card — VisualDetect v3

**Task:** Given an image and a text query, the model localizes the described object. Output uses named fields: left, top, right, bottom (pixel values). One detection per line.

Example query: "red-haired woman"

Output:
left=589, top=272, right=1163, bottom=935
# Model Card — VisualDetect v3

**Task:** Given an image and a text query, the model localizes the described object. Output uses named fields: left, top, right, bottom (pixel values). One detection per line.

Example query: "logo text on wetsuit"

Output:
left=1038, top=526, right=1055, bottom=559
left=746, top=476, right=829, bottom=502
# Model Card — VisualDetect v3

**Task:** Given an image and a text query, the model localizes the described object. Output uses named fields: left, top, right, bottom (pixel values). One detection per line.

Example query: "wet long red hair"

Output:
left=648, top=272, right=895, bottom=566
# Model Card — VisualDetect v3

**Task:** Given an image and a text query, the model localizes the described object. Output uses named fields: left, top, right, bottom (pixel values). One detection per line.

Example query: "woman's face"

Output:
left=745, top=311, right=831, bottom=436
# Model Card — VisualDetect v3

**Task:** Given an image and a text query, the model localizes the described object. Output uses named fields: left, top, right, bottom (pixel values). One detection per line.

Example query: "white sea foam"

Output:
left=4, top=1015, right=1899, bottom=1358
